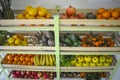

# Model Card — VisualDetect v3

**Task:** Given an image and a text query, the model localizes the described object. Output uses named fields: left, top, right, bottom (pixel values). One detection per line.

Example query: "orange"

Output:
left=109, top=17, right=115, bottom=20
left=30, top=57, right=34, bottom=63
left=96, top=14, right=102, bottom=19
left=18, top=61, right=22, bottom=65
left=14, top=56, right=20, bottom=62
left=17, top=54, right=22, bottom=56
left=22, top=54, right=27, bottom=57
left=117, top=17, right=120, bottom=20
left=25, top=56, right=30, bottom=62
left=28, top=62, right=33, bottom=65
left=102, top=11, right=111, bottom=19
left=13, top=61, right=17, bottom=64
left=107, top=9, right=113, bottom=13
left=112, top=11, right=119, bottom=19
left=2, top=60, right=7, bottom=64
left=98, top=8, right=106, bottom=14
left=20, top=56, right=25, bottom=61
left=7, top=55, right=14, bottom=61
left=22, top=61, right=28, bottom=65
left=7, top=61, right=12, bottom=64
left=113, top=7, right=120, bottom=12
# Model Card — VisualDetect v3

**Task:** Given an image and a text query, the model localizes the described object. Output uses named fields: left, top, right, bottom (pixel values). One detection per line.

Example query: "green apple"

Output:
left=106, top=56, right=113, bottom=63
left=103, top=62, right=110, bottom=66
left=78, top=56, right=84, bottom=62
left=83, top=62, right=89, bottom=67
left=96, top=62, right=103, bottom=66
left=100, top=56, right=106, bottom=63
left=84, top=55, right=91, bottom=62
left=75, top=62, right=83, bottom=67
left=92, top=56, right=99, bottom=63
left=90, top=62, right=96, bottom=67
left=71, top=59, right=76, bottom=66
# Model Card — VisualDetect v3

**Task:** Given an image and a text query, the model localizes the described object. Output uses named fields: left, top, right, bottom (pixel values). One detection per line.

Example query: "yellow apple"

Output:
left=84, top=55, right=91, bottom=62
left=100, top=56, right=106, bottom=63
left=90, top=62, right=96, bottom=67
left=75, top=62, right=83, bottom=67
left=92, top=56, right=99, bottom=63
left=96, top=62, right=103, bottom=66
left=78, top=56, right=84, bottom=62
left=83, top=62, right=89, bottom=67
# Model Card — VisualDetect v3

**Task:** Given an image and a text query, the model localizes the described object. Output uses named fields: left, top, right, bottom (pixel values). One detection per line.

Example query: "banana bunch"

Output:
left=34, top=54, right=56, bottom=66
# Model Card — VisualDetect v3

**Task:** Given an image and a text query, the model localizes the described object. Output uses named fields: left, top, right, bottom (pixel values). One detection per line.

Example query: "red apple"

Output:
left=66, top=5, right=76, bottom=16
left=77, top=13, right=85, bottom=19
left=21, top=71, right=26, bottom=75
left=60, top=13, right=69, bottom=19
left=69, top=15, right=78, bottom=19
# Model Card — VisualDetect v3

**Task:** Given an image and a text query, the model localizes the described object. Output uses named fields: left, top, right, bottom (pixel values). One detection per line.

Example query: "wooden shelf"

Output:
left=2, top=64, right=56, bottom=72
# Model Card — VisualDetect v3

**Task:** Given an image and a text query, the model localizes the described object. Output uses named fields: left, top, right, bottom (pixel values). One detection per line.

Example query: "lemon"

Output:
left=7, top=37, right=15, bottom=44
left=24, top=38, right=28, bottom=41
left=25, top=5, right=33, bottom=13
left=16, top=14, right=25, bottom=19
left=10, top=44, right=15, bottom=46
left=4, top=44, right=9, bottom=46
left=38, top=7, right=47, bottom=17
left=22, top=41, right=28, bottom=46
left=15, top=39, right=21, bottom=45
left=28, top=8, right=37, bottom=16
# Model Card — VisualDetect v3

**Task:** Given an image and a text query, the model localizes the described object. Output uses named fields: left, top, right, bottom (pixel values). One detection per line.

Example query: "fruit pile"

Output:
left=16, top=6, right=52, bottom=19
left=34, top=54, right=56, bottom=66
left=60, top=5, right=86, bottom=19
left=60, top=33, right=115, bottom=47
left=61, top=72, right=107, bottom=79
left=96, top=7, right=120, bottom=20
left=61, top=55, right=113, bottom=67
left=81, top=34, right=115, bottom=47
left=2, top=54, right=34, bottom=65
left=60, top=5, right=96, bottom=19
left=5, top=34, right=28, bottom=46
left=11, top=70, right=56, bottom=79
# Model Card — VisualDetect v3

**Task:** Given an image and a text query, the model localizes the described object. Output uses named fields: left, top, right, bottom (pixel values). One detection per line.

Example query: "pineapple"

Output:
left=0, top=0, right=14, bottom=19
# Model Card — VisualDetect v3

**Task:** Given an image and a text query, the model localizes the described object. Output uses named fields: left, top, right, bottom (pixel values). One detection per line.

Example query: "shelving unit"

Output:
left=0, top=9, right=120, bottom=80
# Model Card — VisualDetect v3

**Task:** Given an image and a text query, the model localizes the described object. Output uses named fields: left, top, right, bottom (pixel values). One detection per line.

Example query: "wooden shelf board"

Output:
left=0, top=46, right=120, bottom=52
left=0, top=26, right=55, bottom=31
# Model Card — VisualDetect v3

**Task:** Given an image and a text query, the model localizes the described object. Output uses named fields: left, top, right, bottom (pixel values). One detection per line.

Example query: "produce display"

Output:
left=60, top=32, right=115, bottom=47
left=60, top=55, right=113, bottom=67
left=16, top=6, right=52, bottom=19
left=10, top=70, right=56, bottom=79
left=2, top=54, right=34, bottom=65
left=10, top=70, right=108, bottom=80
left=34, top=54, right=56, bottom=66
left=96, top=7, right=120, bottom=20
left=2, top=53, right=56, bottom=66
left=0, top=0, right=15, bottom=19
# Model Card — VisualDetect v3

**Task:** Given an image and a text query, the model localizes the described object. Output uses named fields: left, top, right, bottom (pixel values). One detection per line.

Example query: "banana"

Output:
left=42, top=55, right=46, bottom=66
left=39, top=54, right=43, bottom=66
left=36, top=55, right=40, bottom=65
left=51, top=55, right=56, bottom=65
left=49, top=55, right=53, bottom=66
left=34, top=55, right=39, bottom=66
left=46, top=54, right=50, bottom=66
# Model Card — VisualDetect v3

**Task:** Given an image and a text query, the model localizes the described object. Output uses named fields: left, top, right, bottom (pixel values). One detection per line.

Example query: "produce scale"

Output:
left=0, top=0, right=120, bottom=80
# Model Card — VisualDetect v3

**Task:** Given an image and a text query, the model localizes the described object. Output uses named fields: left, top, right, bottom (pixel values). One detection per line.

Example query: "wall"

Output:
left=11, top=0, right=120, bottom=9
